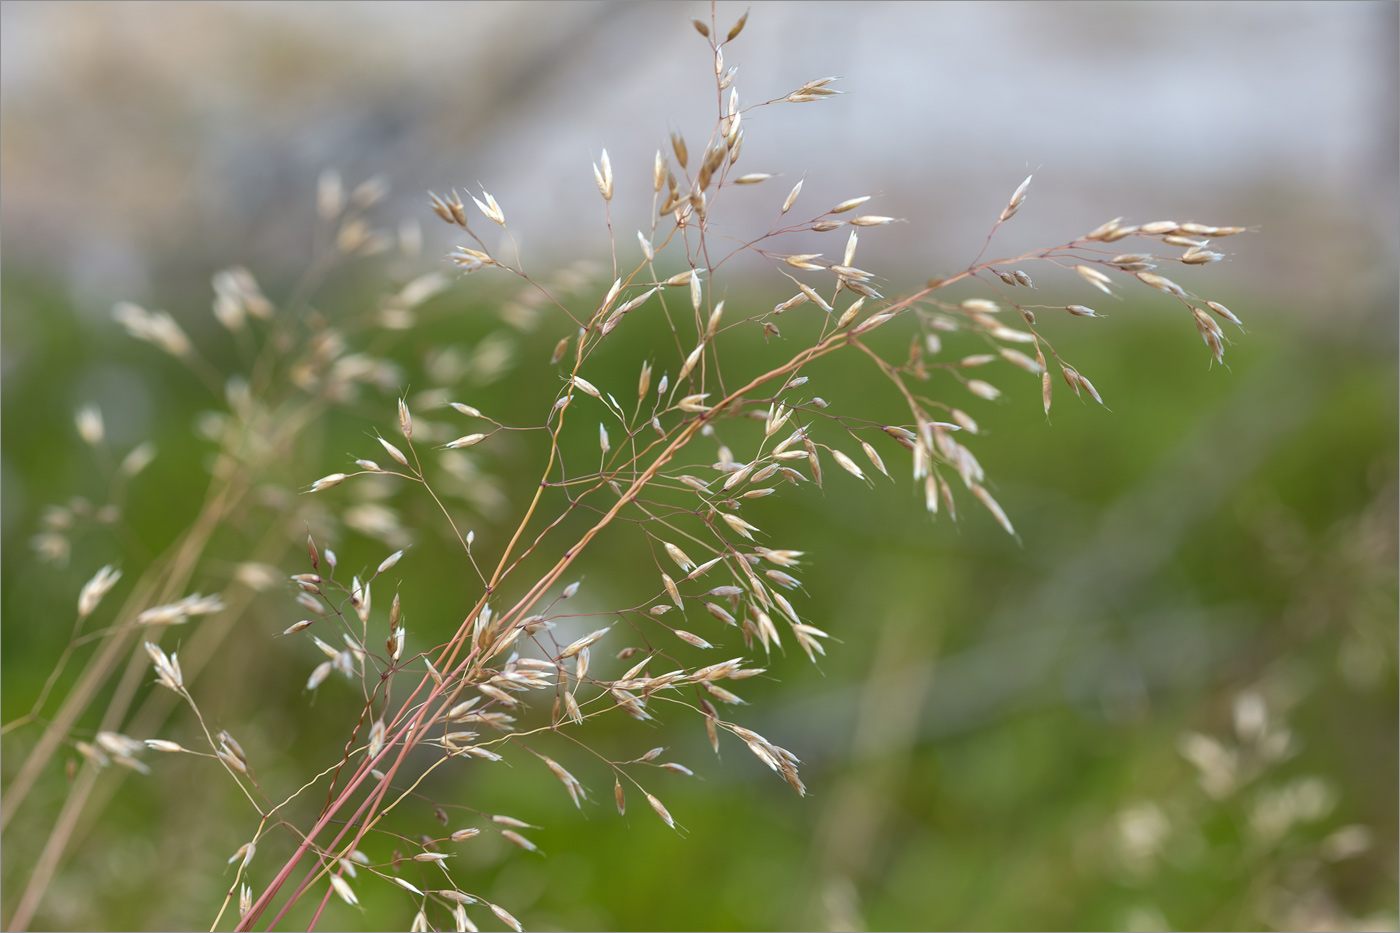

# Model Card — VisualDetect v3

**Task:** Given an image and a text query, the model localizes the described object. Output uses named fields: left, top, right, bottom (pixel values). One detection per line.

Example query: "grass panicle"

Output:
left=2, top=7, right=1256, bottom=932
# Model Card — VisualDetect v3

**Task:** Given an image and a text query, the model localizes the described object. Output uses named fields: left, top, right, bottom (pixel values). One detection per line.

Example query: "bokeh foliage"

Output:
left=2, top=235, right=1395, bottom=931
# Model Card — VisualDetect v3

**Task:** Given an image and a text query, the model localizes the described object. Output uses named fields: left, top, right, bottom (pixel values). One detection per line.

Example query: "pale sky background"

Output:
left=2, top=1, right=1396, bottom=320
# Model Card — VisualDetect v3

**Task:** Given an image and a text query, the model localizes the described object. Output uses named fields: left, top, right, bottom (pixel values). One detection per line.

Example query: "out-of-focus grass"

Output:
left=1, top=263, right=1394, bottom=931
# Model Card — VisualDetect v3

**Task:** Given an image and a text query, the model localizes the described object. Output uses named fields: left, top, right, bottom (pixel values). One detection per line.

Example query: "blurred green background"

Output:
left=2, top=2, right=1396, bottom=931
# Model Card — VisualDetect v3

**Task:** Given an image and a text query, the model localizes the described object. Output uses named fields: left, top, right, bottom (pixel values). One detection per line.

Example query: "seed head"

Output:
left=1000, top=174, right=1032, bottom=222
left=472, top=191, right=505, bottom=226
left=781, top=180, right=803, bottom=214
left=78, top=564, right=122, bottom=619
left=727, top=10, right=749, bottom=41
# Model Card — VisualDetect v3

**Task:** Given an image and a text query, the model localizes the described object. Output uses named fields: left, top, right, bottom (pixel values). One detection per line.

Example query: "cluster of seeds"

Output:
left=16, top=6, right=1253, bottom=932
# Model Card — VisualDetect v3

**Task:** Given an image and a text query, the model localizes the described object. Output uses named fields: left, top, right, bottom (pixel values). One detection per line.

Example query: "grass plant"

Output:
left=1, top=8, right=1257, bottom=931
